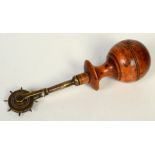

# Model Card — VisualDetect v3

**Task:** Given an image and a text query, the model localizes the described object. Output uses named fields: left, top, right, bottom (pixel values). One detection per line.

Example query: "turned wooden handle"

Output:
left=76, top=39, right=151, bottom=90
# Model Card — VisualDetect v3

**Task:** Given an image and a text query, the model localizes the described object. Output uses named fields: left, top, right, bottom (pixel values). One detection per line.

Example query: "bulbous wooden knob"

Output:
left=78, top=39, right=151, bottom=90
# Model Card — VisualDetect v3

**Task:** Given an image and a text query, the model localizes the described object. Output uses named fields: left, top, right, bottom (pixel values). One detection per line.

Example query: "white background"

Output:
left=0, top=33, right=154, bottom=121
left=0, top=0, right=155, bottom=155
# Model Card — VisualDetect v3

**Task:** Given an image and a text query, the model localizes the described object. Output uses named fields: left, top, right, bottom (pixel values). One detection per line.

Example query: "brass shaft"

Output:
left=16, top=72, right=89, bottom=103
left=17, top=76, right=80, bottom=102
left=47, top=79, right=75, bottom=93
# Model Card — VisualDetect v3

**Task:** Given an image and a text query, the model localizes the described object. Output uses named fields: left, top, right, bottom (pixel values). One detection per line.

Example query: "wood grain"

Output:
left=77, top=39, right=151, bottom=90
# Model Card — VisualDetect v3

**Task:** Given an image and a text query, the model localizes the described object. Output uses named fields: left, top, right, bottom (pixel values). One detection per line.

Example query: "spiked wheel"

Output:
left=7, top=88, right=34, bottom=116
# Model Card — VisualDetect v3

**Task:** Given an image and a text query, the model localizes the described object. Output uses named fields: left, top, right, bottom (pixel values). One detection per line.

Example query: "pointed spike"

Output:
left=34, top=100, right=38, bottom=103
left=10, top=91, right=13, bottom=94
left=21, top=87, right=23, bottom=90
left=29, top=109, right=32, bottom=112
left=4, top=100, right=8, bottom=102
left=8, top=108, right=11, bottom=112
left=19, top=113, right=21, bottom=116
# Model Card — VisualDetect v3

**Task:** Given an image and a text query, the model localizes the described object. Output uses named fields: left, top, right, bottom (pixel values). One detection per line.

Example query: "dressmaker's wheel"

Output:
left=6, top=88, right=33, bottom=116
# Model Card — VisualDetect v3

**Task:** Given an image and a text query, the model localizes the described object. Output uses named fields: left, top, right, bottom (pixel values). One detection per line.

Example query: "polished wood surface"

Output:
left=77, top=39, right=151, bottom=90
